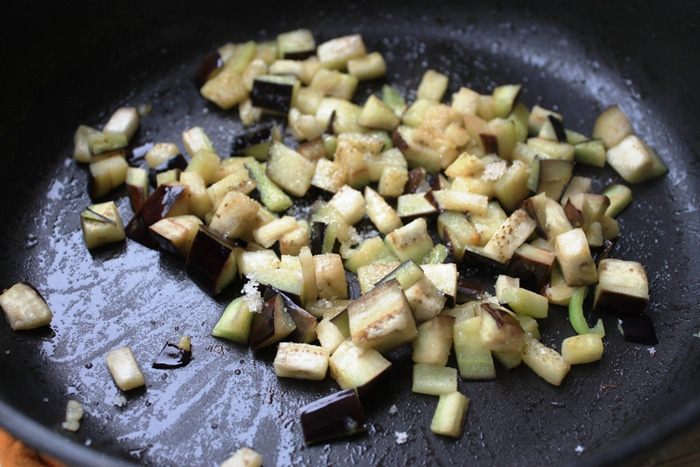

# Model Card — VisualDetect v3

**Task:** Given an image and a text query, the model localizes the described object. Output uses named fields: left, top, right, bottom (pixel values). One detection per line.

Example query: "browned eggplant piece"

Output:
left=300, top=388, right=367, bottom=445
left=405, top=167, right=430, bottom=193
left=249, top=293, right=297, bottom=350
left=536, top=159, right=573, bottom=200
left=126, top=167, right=149, bottom=213
left=455, top=279, right=485, bottom=304
left=593, top=259, right=649, bottom=316
left=185, top=226, right=240, bottom=296
left=264, top=287, right=317, bottom=343
left=548, top=115, right=567, bottom=142
left=619, top=315, right=658, bottom=346
left=148, top=215, right=202, bottom=258
left=125, top=184, right=188, bottom=247
left=462, top=244, right=508, bottom=271
left=127, top=141, right=154, bottom=167
left=148, top=154, right=189, bottom=187
left=479, top=303, right=525, bottom=353
left=508, top=243, right=555, bottom=291
left=152, top=336, right=192, bottom=369
left=195, top=51, right=224, bottom=88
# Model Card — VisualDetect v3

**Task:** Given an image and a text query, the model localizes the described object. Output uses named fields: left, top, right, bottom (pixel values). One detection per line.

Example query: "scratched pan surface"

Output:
left=1, top=1, right=699, bottom=466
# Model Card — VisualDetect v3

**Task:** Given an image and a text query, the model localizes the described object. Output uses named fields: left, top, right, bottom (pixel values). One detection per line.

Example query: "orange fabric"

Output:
left=0, top=430, right=63, bottom=467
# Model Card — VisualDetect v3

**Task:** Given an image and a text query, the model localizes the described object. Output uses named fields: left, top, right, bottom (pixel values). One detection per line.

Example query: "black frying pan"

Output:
left=1, top=1, right=699, bottom=465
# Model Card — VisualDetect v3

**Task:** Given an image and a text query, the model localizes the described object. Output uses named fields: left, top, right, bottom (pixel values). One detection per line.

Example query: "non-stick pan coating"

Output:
left=1, top=1, right=699, bottom=466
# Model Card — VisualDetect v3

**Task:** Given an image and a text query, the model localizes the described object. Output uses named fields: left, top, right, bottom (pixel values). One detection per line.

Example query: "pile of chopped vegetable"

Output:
left=1, top=28, right=668, bottom=458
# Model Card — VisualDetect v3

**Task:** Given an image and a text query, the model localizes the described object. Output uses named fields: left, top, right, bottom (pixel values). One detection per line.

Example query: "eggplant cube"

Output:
left=482, top=209, right=536, bottom=263
left=554, top=228, right=598, bottom=286
left=311, top=158, right=347, bottom=194
left=561, top=334, right=604, bottom=365
left=250, top=293, right=297, bottom=350
left=103, top=107, right=139, bottom=142
left=89, top=155, right=128, bottom=200
left=348, top=279, right=417, bottom=353
left=328, top=185, right=366, bottom=225
left=80, top=201, right=125, bottom=249
left=606, top=135, right=667, bottom=184
left=521, top=336, right=570, bottom=386
left=106, top=347, right=145, bottom=391
left=593, top=259, right=649, bottom=316
left=186, top=226, right=239, bottom=295
left=0, top=283, right=52, bottom=331
left=430, top=391, right=469, bottom=438
left=273, top=342, right=329, bottom=381
left=148, top=215, right=202, bottom=258
left=412, top=315, right=454, bottom=366
left=300, top=388, right=367, bottom=445
left=200, top=67, right=248, bottom=110
left=208, top=191, right=259, bottom=240
left=266, top=142, right=316, bottom=197
left=314, top=253, right=348, bottom=299
left=479, top=303, right=525, bottom=353
left=385, top=218, right=434, bottom=263
left=317, top=34, right=367, bottom=70
left=328, top=339, right=391, bottom=389
left=405, top=277, right=446, bottom=323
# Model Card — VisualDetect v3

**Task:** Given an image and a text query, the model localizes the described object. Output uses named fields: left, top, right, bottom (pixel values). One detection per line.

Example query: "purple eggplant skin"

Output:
left=249, top=295, right=278, bottom=350
left=593, top=239, right=615, bottom=266
left=282, top=49, right=315, bottom=61
left=300, top=389, right=367, bottom=445
left=479, top=133, right=499, bottom=154
left=148, top=154, right=189, bottom=187
left=405, top=167, right=427, bottom=194
left=127, top=184, right=148, bottom=213
left=548, top=115, right=567, bottom=142
left=593, top=290, right=649, bottom=317
left=128, top=141, right=154, bottom=167
left=152, top=342, right=192, bottom=369
left=250, top=79, right=294, bottom=113
left=125, top=184, right=187, bottom=247
left=456, top=278, right=486, bottom=304
left=185, top=226, right=239, bottom=296
left=462, top=245, right=508, bottom=272
left=309, top=222, right=325, bottom=255
left=620, top=315, right=658, bottom=346
left=508, top=252, right=553, bottom=292
left=194, top=51, right=224, bottom=88
left=230, top=121, right=275, bottom=155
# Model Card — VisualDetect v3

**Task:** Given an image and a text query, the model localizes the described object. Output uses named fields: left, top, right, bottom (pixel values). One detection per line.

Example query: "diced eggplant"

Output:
left=252, top=216, right=297, bottom=248
left=483, top=118, right=517, bottom=159
left=311, top=158, right=347, bottom=194
left=144, top=143, right=180, bottom=168
left=126, top=167, right=149, bottom=212
left=155, top=168, right=180, bottom=186
left=148, top=215, right=202, bottom=258
left=523, top=192, right=573, bottom=241
left=309, top=68, right=358, bottom=100
left=455, top=279, right=485, bottom=304
left=412, top=315, right=454, bottom=366
left=602, top=184, right=633, bottom=218
left=508, top=243, right=555, bottom=291
left=526, top=137, right=575, bottom=161
left=619, top=314, right=658, bottom=346
left=420, top=263, right=458, bottom=304
left=574, top=139, right=606, bottom=167
left=329, top=339, right=391, bottom=389
left=422, top=244, right=450, bottom=265
left=87, top=131, right=128, bottom=155
left=561, top=334, right=604, bottom=365
left=148, top=154, right=188, bottom=187
left=80, top=201, right=125, bottom=249
left=402, top=99, right=437, bottom=127
left=274, top=342, right=329, bottom=380
left=317, top=35, right=367, bottom=70
left=376, top=260, right=424, bottom=291
left=344, top=237, right=396, bottom=274
left=531, top=159, right=574, bottom=200
left=493, top=161, right=530, bottom=212
left=509, top=102, right=530, bottom=142
left=492, top=84, right=521, bottom=118
left=382, top=84, right=407, bottom=116
left=430, top=392, right=469, bottom=439
left=417, top=69, right=449, bottom=102
left=88, top=155, right=128, bottom=199
left=431, top=190, right=489, bottom=216
left=392, top=126, right=442, bottom=174
left=444, top=153, right=484, bottom=178
left=450, top=87, right=480, bottom=117
left=0, top=283, right=52, bottom=331
left=544, top=263, right=578, bottom=306
left=200, top=66, right=248, bottom=109
left=277, top=29, right=316, bottom=60
left=208, top=191, right=259, bottom=240
left=314, top=253, right=348, bottom=299
left=364, top=186, right=402, bottom=234
left=230, top=122, right=275, bottom=160
left=347, top=279, right=417, bottom=353
left=300, top=388, right=366, bottom=445
left=462, top=244, right=508, bottom=271
left=606, top=135, right=668, bottom=184
left=186, top=226, right=239, bottom=295
left=378, top=165, right=409, bottom=198
left=104, top=107, right=140, bottom=142
left=348, top=52, right=387, bottom=80
left=437, top=212, right=479, bottom=260
left=358, top=95, right=399, bottom=130
left=396, top=193, right=439, bottom=220
left=269, top=287, right=318, bottom=343
left=453, top=315, right=496, bottom=380
left=251, top=75, right=299, bottom=114
left=152, top=336, right=192, bottom=369
left=412, top=364, right=458, bottom=396
left=356, top=262, right=400, bottom=295
left=482, top=209, right=537, bottom=263
left=593, top=259, right=649, bottom=316
left=328, top=185, right=365, bottom=225
left=479, top=303, right=525, bottom=353
left=106, top=347, right=145, bottom=391
left=194, top=50, right=224, bottom=87
left=593, top=105, right=633, bottom=148
left=521, top=336, right=570, bottom=386
left=73, top=125, right=100, bottom=163
left=527, top=105, right=562, bottom=135
left=249, top=293, right=296, bottom=350
left=560, top=175, right=592, bottom=206
left=404, top=276, right=447, bottom=323
left=500, top=284, right=549, bottom=318
left=265, top=142, right=316, bottom=197
left=385, top=218, right=434, bottom=262
left=554, top=228, right=598, bottom=286
left=212, top=296, right=255, bottom=344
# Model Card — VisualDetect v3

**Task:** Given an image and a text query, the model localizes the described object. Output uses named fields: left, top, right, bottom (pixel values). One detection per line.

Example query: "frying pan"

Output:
left=1, top=0, right=699, bottom=465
